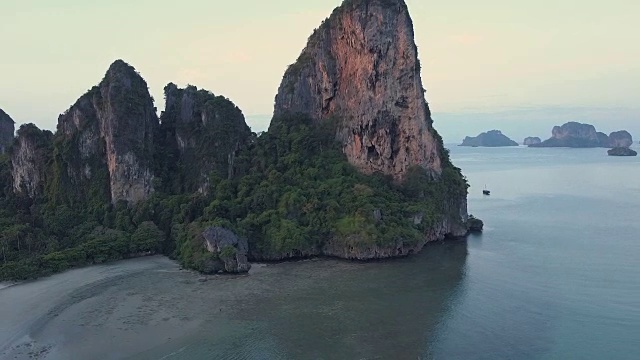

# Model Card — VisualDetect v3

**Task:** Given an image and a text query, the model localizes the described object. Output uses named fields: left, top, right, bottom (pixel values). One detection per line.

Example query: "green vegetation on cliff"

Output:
left=1, top=0, right=476, bottom=279
left=156, top=84, right=252, bottom=194
left=0, top=111, right=468, bottom=280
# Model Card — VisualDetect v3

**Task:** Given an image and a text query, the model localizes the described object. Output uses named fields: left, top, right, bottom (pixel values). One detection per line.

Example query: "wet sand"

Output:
left=0, top=242, right=470, bottom=360
left=0, top=255, right=374, bottom=360
left=0, top=256, right=251, bottom=359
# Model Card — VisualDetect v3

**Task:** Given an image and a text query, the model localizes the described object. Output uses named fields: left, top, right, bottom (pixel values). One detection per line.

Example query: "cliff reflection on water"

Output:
left=266, top=241, right=469, bottom=360
left=150, top=241, right=469, bottom=360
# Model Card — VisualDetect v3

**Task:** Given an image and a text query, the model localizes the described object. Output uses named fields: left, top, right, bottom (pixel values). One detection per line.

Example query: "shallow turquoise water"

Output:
left=432, top=145, right=640, bottom=359
left=151, top=145, right=640, bottom=359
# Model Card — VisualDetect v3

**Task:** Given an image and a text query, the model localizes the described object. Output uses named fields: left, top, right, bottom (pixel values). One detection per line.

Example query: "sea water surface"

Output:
left=1, top=145, right=639, bottom=360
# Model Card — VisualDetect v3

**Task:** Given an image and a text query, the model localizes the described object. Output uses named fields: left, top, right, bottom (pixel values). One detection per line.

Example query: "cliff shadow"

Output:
left=186, top=240, right=470, bottom=359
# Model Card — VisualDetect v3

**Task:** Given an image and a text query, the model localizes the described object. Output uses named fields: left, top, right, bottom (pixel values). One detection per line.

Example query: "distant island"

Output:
left=608, top=131, right=634, bottom=148
left=608, top=147, right=637, bottom=156
left=460, top=130, right=518, bottom=147
left=523, top=137, right=541, bottom=146
left=530, top=122, right=633, bottom=148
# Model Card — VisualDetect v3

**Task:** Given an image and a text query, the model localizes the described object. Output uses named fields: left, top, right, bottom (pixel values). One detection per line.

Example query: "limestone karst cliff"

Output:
left=267, top=0, right=469, bottom=257
left=51, top=60, right=158, bottom=204
left=0, top=109, right=15, bottom=155
left=273, top=0, right=443, bottom=181
left=1, top=0, right=476, bottom=280
left=523, top=137, right=541, bottom=146
left=11, top=60, right=158, bottom=205
left=14, top=61, right=252, bottom=205
left=11, top=124, right=53, bottom=198
left=158, top=84, right=252, bottom=194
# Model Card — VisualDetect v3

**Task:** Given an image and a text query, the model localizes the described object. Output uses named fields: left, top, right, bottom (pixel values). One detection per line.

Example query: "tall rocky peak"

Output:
left=273, top=0, right=442, bottom=181
left=0, top=108, right=15, bottom=154
left=159, top=83, right=252, bottom=193
left=54, top=59, right=158, bottom=204
left=11, top=124, right=53, bottom=198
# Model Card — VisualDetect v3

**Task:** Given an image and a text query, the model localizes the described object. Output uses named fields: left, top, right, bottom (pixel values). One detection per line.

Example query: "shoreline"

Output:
left=2, top=232, right=477, bottom=283
left=0, top=256, right=186, bottom=359
left=0, top=253, right=408, bottom=359
left=0, top=282, right=17, bottom=290
left=0, top=241, right=470, bottom=360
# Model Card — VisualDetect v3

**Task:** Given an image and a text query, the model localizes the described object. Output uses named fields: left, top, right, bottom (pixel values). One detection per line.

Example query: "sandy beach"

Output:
left=0, top=241, right=472, bottom=360
left=0, top=256, right=263, bottom=360
left=0, top=255, right=370, bottom=360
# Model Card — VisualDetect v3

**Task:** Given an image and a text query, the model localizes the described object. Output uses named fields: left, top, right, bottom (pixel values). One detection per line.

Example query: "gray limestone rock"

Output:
left=54, top=59, right=158, bottom=204
left=11, top=124, right=53, bottom=197
left=202, top=227, right=251, bottom=273
left=607, top=147, right=637, bottom=156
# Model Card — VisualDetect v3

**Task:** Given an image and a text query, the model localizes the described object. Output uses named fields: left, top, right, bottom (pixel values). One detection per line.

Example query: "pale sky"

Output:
left=1, top=0, right=639, bottom=143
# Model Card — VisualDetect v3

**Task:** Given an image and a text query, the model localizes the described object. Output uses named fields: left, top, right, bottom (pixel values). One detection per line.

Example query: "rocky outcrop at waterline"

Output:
left=607, top=147, right=637, bottom=156
left=202, top=227, right=251, bottom=274
left=247, top=192, right=471, bottom=262
left=460, top=130, right=518, bottom=147
left=467, top=216, right=484, bottom=233
left=325, top=196, right=470, bottom=259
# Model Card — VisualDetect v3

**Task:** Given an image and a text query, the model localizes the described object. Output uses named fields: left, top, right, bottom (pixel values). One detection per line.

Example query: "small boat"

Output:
left=483, top=185, right=491, bottom=196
